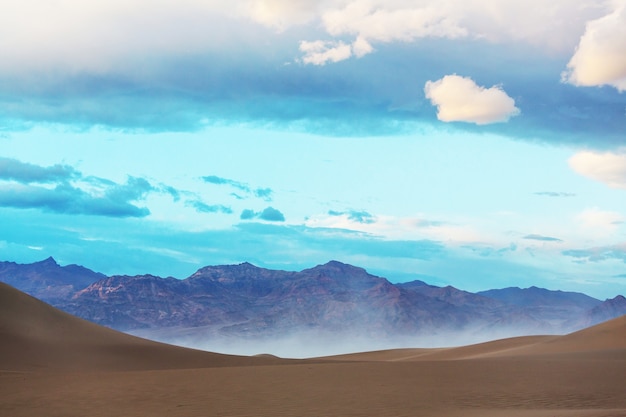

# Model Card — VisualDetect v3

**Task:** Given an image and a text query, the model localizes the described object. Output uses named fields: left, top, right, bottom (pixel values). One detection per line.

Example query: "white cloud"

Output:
left=299, top=40, right=353, bottom=65
left=297, top=0, right=610, bottom=64
left=298, top=1, right=467, bottom=64
left=459, top=0, right=609, bottom=51
left=242, top=0, right=324, bottom=29
left=424, top=75, right=520, bottom=125
left=569, top=150, right=626, bottom=189
left=305, top=212, right=488, bottom=244
left=244, top=0, right=611, bottom=53
left=299, top=37, right=375, bottom=65
left=0, top=0, right=238, bottom=73
left=562, top=1, right=626, bottom=91
left=322, top=2, right=468, bottom=43
left=351, top=36, right=374, bottom=58
left=0, top=0, right=613, bottom=72
left=576, top=207, right=624, bottom=232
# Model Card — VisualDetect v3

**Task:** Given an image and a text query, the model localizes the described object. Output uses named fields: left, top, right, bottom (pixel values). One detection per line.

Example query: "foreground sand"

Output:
left=1, top=282, right=625, bottom=417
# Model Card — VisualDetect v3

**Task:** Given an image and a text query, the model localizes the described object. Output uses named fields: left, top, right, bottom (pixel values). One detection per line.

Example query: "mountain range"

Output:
left=1, top=257, right=625, bottom=355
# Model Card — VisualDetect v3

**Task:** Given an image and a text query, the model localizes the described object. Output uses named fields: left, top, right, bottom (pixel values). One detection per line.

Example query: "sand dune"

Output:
left=1, top=282, right=625, bottom=417
left=325, top=315, right=626, bottom=362
left=0, top=282, right=290, bottom=371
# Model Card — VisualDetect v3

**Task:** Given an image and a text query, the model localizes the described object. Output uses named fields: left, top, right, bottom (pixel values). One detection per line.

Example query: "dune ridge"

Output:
left=323, top=316, right=626, bottom=362
left=0, top=282, right=292, bottom=371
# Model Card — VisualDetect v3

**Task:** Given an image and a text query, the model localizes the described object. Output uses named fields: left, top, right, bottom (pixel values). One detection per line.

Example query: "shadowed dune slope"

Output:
left=0, top=282, right=291, bottom=371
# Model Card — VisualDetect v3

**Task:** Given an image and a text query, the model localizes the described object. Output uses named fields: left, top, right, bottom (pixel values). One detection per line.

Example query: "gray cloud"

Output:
left=523, top=234, right=563, bottom=242
left=563, top=245, right=626, bottom=263
left=0, top=158, right=155, bottom=217
left=0, top=35, right=624, bottom=149
left=186, top=200, right=233, bottom=214
left=0, top=157, right=78, bottom=183
left=328, top=209, right=376, bottom=224
left=462, top=242, right=518, bottom=257
left=240, top=206, right=285, bottom=222
left=202, top=175, right=250, bottom=192
left=534, top=191, right=576, bottom=198
left=0, top=177, right=151, bottom=217
left=254, top=188, right=273, bottom=201
left=160, top=185, right=181, bottom=202
left=202, top=175, right=273, bottom=201
left=259, top=207, right=285, bottom=222
left=233, top=222, right=444, bottom=261
left=240, top=209, right=256, bottom=220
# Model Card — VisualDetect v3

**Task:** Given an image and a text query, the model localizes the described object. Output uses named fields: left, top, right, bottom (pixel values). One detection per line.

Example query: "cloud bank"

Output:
left=424, top=75, right=520, bottom=125
left=0, top=0, right=624, bottom=147
left=0, top=157, right=154, bottom=217
left=0, top=157, right=78, bottom=183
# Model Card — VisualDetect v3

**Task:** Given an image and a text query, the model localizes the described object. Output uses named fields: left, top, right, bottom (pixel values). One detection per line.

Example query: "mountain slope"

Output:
left=0, top=257, right=104, bottom=302
left=477, top=286, right=601, bottom=309
left=569, top=295, right=626, bottom=329
left=64, top=261, right=524, bottom=339
left=477, top=286, right=603, bottom=329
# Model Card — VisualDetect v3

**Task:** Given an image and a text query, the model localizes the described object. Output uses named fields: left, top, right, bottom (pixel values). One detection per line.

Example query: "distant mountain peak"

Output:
left=309, top=260, right=368, bottom=274
left=36, top=256, right=59, bottom=267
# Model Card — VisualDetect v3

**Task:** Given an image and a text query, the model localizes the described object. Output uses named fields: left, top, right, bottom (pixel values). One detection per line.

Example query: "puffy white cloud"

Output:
left=299, top=40, right=353, bottom=65
left=298, top=1, right=467, bottom=64
left=245, top=0, right=611, bottom=53
left=299, top=36, right=374, bottom=65
left=562, top=2, right=626, bottom=91
left=424, top=75, right=520, bottom=125
left=569, top=150, right=626, bottom=189
left=351, top=36, right=374, bottom=58
left=297, top=0, right=610, bottom=64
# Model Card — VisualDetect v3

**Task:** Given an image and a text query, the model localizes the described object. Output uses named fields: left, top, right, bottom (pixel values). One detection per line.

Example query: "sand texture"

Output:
left=1, top=282, right=625, bottom=417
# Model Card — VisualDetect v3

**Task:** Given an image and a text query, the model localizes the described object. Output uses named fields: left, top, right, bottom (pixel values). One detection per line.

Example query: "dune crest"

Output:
left=0, top=282, right=289, bottom=371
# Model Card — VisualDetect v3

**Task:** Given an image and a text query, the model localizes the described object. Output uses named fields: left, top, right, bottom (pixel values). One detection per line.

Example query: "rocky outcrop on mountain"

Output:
left=63, top=261, right=486, bottom=336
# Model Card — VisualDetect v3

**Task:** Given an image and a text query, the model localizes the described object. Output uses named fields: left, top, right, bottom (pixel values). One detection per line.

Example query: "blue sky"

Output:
left=1, top=0, right=625, bottom=299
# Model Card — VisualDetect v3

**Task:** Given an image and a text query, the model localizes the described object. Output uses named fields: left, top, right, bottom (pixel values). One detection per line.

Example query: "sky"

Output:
left=0, top=0, right=625, bottom=299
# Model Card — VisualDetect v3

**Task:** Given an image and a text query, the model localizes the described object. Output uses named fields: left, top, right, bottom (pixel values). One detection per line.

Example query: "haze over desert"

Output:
left=2, top=1, right=625, bottom=415
left=1, top=282, right=625, bottom=417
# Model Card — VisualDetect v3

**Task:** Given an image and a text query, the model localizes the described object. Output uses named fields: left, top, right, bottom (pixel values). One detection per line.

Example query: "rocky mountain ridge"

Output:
left=1, top=258, right=624, bottom=345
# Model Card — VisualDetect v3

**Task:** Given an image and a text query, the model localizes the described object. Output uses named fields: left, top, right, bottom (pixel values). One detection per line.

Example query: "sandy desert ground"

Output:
left=1, top=281, right=625, bottom=417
